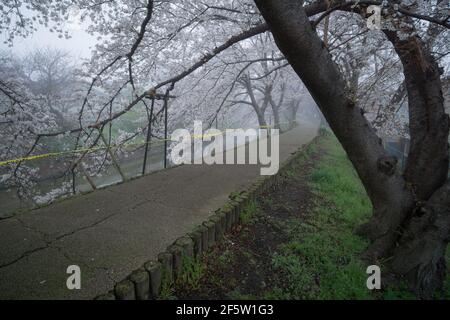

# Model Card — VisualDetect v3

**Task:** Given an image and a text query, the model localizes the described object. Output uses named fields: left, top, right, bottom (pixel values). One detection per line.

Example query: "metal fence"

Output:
left=382, top=136, right=450, bottom=177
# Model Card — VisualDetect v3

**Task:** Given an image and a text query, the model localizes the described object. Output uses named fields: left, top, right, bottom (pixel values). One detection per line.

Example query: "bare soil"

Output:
left=175, top=147, right=322, bottom=299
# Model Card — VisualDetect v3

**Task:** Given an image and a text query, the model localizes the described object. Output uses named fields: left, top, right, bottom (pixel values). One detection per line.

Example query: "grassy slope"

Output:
left=173, top=133, right=450, bottom=300
left=272, top=133, right=449, bottom=299
left=268, top=134, right=374, bottom=299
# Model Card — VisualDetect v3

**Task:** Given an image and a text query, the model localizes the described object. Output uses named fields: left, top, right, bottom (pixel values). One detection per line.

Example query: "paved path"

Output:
left=0, top=120, right=319, bottom=299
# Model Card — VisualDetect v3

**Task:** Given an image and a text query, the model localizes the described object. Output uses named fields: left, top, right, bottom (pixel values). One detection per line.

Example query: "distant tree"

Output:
left=0, top=50, right=57, bottom=197
left=22, top=47, right=79, bottom=130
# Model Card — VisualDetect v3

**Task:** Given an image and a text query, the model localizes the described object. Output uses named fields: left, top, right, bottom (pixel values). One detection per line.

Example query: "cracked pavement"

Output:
left=0, top=121, right=319, bottom=299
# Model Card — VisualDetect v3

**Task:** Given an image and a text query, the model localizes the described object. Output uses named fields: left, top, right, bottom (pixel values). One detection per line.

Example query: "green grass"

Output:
left=158, top=267, right=175, bottom=300
left=176, top=256, right=205, bottom=290
left=266, top=134, right=374, bottom=299
left=159, top=255, right=206, bottom=299
left=240, top=200, right=258, bottom=225
left=267, top=133, right=450, bottom=300
left=308, top=136, right=371, bottom=226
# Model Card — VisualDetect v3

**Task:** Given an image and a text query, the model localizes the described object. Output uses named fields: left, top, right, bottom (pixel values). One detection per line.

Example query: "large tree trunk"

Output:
left=382, top=26, right=450, bottom=299
left=254, top=0, right=450, bottom=298
left=384, top=30, right=449, bottom=201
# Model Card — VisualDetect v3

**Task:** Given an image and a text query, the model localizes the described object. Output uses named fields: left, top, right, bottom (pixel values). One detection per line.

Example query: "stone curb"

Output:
left=130, top=269, right=150, bottom=300
left=144, top=260, right=162, bottom=299
left=114, top=279, right=135, bottom=300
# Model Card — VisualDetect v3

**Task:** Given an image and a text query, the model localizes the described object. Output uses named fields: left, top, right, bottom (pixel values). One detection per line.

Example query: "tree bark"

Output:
left=384, top=30, right=449, bottom=201
left=390, top=179, right=450, bottom=298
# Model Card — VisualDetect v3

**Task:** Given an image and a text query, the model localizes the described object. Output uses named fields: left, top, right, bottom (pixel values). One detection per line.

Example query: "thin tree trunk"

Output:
left=269, top=85, right=285, bottom=130
left=241, top=75, right=269, bottom=127
left=288, top=100, right=300, bottom=130
left=256, top=110, right=268, bottom=127
left=271, top=105, right=281, bottom=130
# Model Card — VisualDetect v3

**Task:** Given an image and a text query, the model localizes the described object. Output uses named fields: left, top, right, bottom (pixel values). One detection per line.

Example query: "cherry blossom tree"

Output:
left=1, top=0, right=450, bottom=297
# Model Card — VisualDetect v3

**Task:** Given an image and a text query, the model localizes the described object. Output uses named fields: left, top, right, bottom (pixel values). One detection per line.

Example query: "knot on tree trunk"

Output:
left=377, top=156, right=398, bottom=176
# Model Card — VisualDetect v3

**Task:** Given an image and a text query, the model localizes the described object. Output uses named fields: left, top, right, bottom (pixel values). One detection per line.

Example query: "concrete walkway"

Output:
left=0, top=120, right=319, bottom=299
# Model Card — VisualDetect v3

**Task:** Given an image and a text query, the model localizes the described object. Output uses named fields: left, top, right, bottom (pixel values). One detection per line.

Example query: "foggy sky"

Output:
left=0, top=16, right=97, bottom=60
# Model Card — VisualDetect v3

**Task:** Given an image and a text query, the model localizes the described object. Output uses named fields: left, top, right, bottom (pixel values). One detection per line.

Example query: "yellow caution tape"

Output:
left=0, top=123, right=285, bottom=167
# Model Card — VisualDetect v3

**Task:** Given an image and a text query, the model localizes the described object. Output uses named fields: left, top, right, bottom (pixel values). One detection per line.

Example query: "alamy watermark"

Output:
left=366, top=265, right=381, bottom=290
left=67, top=5, right=82, bottom=31
left=366, top=4, right=404, bottom=31
left=367, top=5, right=382, bottom=30
left=170, top=121, right=279, bottom=176
left=66, top=265, right=81, bottom=290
